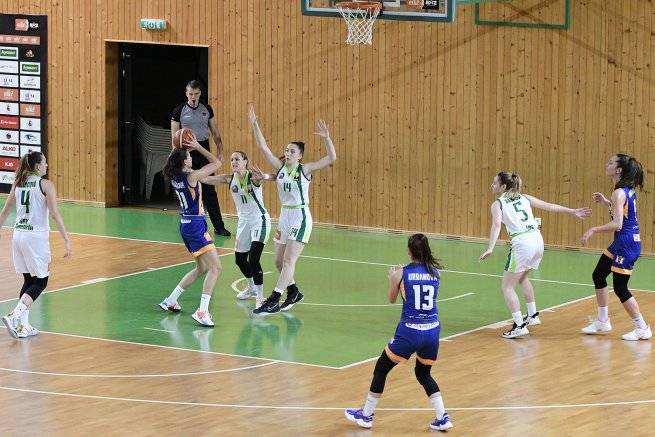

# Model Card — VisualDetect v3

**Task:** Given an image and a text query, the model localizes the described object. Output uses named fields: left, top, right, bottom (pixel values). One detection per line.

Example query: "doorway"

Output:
left=118, top=42, right=208, bottom=208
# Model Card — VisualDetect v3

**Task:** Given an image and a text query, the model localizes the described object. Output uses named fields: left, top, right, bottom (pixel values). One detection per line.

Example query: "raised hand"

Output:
left=592, top=192, right=610, bottom=206
left=250, top=165, right=266, bottom=182
left=314, top=120, right=330, bottom=139
left=248, top=105, right=258, bottom=125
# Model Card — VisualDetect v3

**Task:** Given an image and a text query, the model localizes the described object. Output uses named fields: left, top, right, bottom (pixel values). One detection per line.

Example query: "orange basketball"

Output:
left=173, top=128, right=196, bottom=149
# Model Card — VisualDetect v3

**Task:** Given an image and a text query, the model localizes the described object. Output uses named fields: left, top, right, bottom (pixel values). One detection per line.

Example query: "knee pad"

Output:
left=25, top=276, right=48, bottom=301
left=234, top=251, right=252, bottom=277
left=414, top=361, right=440, bottom=396
left=612, top=273, right=633, bottom=303
left=369, top=351, right=397, bottom=394
left=592, top=255, right=612, bottom=289
left=20, top=273, right=34, bottom=297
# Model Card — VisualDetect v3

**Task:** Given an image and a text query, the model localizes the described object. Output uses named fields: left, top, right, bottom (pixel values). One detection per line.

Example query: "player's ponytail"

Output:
left=407, top=233, right=443, bottom=278
left=14, top=151, right=43, bottom=188
left=614, top=154, right=644, bottom=191
left=163, top=148, right=187, bottom=180
left=497, top=171, right=522, bottom=200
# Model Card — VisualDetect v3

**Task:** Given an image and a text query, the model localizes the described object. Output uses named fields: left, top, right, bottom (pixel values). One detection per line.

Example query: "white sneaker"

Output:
left=17, top=324, right=39, bottom=338
left=236, top=286, right=257, bottom=300
left=523, top=312, right=541, bottom=326
left=192, top=309, right=215, bottom=327
left=581, top=317, right=612, bottom=334
left=159, top=299, right=182, bottom=312
left=502, top=322, right=529, bottom=338
left=2, top=312, right=19, bottom=339
left=621, top=325, right=652, bottom=341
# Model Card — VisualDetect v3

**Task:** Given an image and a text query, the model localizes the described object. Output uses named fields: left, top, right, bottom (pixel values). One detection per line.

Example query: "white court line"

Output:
left=143, top=327, right=175, bottom=333
left=0, top=361, right=278, bottom=378
left=0, top=385, right=653, bottom=411
left=0, top=329, right=340, bottom=370
left=299, top=292, right=474, bottom=308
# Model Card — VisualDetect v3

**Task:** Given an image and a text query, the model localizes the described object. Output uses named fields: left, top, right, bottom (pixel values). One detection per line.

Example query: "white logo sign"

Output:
left=20, top=145, right=41, bottom=156
left=20, top=62, right=40, bottom=75
left=20, top=117, right=40, bottom=131
left=19, top=89, right=40, bottom=103
left=20, top=131, right=41, bottom=145
left=0, top=74, right=18, bottom=88
left=19, top=75, right=40, bottom=89
left=0, top=103, right=19, bottom=115
left=0, top=129, right=19, bottom=143
left=0, top=170, right=16, bottom=185
left=0, top=143, right=19, bottom=157
left=0, top=60, right=18, bottom=74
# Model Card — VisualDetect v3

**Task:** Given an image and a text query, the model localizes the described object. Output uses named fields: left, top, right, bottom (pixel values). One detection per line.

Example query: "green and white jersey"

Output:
left=14, top=175, right=49, bottom=232
left=276, top=163, right=311, bottom=208
left=229, top=171, right=268, bottom=220
left=497, top=194, right=539, bottom=238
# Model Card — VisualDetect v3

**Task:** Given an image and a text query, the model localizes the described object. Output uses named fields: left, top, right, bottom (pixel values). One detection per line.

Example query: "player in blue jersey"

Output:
left=479, top=172, right=592, bottom=338
left=581, top=154, right=652, bottom=340
left=247, top=105, right=336, bottom=315
left=159, top=138, right=224, bottom=327
left=345, top=234, right=453, bottom=431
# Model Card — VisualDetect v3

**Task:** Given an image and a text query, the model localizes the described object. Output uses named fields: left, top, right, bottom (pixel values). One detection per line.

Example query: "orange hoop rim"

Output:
left=335, top=1, right=382, bottom=10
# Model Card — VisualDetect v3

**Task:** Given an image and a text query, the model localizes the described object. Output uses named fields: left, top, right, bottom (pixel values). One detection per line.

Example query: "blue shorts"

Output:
left=605, top=233, right=641, bottom=275
left=180, top=216, right=215, bottom=257
left=385, top=321, right=440, bottom=365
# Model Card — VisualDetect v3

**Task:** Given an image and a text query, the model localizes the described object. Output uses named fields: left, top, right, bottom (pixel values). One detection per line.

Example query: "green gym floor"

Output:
left=1, top=201, right=653, bottom=368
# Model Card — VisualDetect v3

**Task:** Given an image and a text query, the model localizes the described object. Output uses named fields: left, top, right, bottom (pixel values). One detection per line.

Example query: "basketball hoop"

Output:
left=335, top=2, right=382, bottom=45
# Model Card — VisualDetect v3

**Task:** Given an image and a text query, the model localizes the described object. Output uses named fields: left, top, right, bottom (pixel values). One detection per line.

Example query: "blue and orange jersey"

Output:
left=398, top=262, right=440, bottom=324
left=171, top=173, right=204, bottom=216
left=614, top=187, right=639, bottom=236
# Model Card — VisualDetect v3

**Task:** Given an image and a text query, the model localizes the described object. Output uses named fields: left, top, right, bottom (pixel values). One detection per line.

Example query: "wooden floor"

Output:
left=1, top=228, right=654, bottom=436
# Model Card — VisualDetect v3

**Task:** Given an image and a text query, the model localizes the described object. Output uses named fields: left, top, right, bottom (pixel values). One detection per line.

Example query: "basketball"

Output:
left=173, top=128, right=195, bottom=149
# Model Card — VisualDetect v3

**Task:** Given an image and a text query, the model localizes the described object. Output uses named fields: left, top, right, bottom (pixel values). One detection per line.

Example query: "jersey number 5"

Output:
left=513, top=201, right=529, bottom=222
left=413, top=284, right=435, bottom=311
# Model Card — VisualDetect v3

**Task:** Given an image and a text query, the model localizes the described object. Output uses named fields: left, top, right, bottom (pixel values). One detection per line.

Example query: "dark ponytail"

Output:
left=407, top=233, right=443, bottom=278
left=279, top=141, right=305, bottom=161
left=614, top=154, right=644, bottom=191
left=163, top=148, right=188, bottom=180
left=14, top=151, right=43, bottom=187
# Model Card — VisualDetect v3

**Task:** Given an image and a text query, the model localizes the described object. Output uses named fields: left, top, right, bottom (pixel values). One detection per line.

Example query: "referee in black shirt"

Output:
left=171, top=80, right=231, bottom=237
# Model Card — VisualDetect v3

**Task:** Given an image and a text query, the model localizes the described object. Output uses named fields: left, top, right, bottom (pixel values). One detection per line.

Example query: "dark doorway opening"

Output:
left=118, top=43, right=209, bottom=209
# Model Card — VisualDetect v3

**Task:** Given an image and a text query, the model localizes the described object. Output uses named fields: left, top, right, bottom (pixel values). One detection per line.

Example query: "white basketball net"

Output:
left=336, top=2, right=381, bottom=45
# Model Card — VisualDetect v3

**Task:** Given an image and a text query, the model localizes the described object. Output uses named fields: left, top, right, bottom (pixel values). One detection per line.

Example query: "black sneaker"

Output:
left=252, top=295, right=280, bottom=315
left=214, top=228, right=231, bottom=237
left=280, top=290, right=304, bottom=312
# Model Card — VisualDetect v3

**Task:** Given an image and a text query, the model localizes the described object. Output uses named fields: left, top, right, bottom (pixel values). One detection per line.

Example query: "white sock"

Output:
left=430, top=394, right=446, bottom=420
left=633, top=315, right=648, bottom=330
left=21, top=309, right=30, bottom=326
left=363, top=394, right=379, bottom=416
left=274, top=287, right=285, bottom=297
left=527, top=302, right=537, bottom=317
left=168, top=285, right=185, bottom=303
left=11, top=301, right=28, bottom=321
left=512, top=311, right=523, bottom=326
left=246, top=277, right=256, bottom=289
left=598, top=306, right=609, bottom=322
left=199, top=294, right=211, bottom=312
left=256, top=284, right=264, bottom=299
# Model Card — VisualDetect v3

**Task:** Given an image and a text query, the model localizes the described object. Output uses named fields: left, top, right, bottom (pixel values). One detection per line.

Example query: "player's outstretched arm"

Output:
left=248, top=105, right=282, bottom=169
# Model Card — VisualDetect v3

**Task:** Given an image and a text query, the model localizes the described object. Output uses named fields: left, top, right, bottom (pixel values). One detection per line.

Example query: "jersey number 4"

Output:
left=413, top=284, right=435, bottom=310
left=20, top=191, right=31, bottom=214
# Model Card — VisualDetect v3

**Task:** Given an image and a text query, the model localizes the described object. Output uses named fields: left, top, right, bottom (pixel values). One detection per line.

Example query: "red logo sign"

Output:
left=0, top=157, right=19, bottom=170
left=20, top=104, right=40, bottom=117
left=0, top=88, right=18, bottom=101
left=14, top=19, right=28, bottom=31
left=0, top=116, right=18, bottom=129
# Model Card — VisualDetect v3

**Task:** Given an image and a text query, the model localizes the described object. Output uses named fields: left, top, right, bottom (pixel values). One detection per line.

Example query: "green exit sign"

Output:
left=140, top=19, right=167, bottom=30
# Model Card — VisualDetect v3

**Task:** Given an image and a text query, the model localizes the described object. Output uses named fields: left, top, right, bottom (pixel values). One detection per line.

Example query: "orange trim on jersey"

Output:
left=399, top=280, right=406, bottom=301
left=416, top=355, right=437, bottom=366
left=384, top=346, right=407, bottom=364
left=603, top=249, right=614, bottom=259
left=611, top=266, right=633, bottom=275
left=192, top=243, right=215, bottom=258
left=623, top=202, right=629, bottom=219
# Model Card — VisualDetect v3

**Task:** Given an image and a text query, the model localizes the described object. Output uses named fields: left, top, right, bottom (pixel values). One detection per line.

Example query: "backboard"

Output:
left=302, top=0, right=456, bottom=23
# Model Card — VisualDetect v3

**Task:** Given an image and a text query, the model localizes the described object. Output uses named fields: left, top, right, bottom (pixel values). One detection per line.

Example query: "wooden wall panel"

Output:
left=0, top=1, right=654, bottom=253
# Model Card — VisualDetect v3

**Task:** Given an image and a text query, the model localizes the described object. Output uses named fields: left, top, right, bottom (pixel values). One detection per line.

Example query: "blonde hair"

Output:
left=497, top=172, right=522, bottom=200
left=14, top=151, right=43, bottom=187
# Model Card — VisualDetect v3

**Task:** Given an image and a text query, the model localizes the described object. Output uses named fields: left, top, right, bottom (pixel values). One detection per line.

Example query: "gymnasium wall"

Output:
left=1, top=1, right=653, bottom=252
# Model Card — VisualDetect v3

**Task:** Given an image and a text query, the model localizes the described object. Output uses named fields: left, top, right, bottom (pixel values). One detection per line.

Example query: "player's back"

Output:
left=14, top=175, right=49, bottom=232
left=171, top=173, right=204, bottom=217
left=617, top=187, right=639, bottom=235
left=498, top=194, right=539, bottom=238
left=399, top=262, right=440, bottom=324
